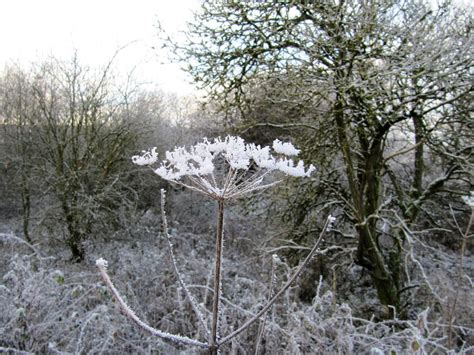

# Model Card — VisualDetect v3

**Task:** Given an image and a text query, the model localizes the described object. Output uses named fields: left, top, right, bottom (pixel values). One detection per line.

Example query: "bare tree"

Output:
left=163, top=0, right=473, bottom=314
left=0, top=66, right=39, bottom=242
left=0, top=55, right=141, bottom=261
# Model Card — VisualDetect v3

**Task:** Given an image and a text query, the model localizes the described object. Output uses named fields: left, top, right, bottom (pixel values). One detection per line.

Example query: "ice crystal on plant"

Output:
left=276, top=158, right=315, bottom=177
left=132, top=135, right=315, bottom=200
left=326, top=215, right=336, bottom=231
left=272, top=139, right=300, bottom=156
left=131, top=147, right=158, bottom=166
left=95, top=258, right=108, bottom=268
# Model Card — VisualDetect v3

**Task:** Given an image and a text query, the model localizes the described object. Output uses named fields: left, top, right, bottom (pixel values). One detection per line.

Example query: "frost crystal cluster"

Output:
left=132, top=136, right=315, bottom=200
left=131, top=147, right=158, bottom=166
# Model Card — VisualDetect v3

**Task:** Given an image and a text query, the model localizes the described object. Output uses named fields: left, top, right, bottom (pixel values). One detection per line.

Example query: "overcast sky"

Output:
left=1, top=0, right=471, bottom=95
left=0, top=0, right=201, bottom=94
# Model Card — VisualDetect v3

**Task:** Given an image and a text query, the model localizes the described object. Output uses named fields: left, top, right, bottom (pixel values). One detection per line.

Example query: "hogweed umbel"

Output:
left=97, top=136, right=330, bottom=354
left=132, top=135, right=315, bottom=200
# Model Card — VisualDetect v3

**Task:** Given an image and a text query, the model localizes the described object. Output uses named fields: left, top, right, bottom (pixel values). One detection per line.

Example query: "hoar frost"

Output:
left=95, top=258, right=108, bottom=268
left=461, top=191, right=474, bottom=208
left=97, top=135, right=331, bottom=352
left=131, top=135, right=315, bottom=200
left=131, top=147, right=158, bottom=166
left=272, top=139, right=300, bottom=156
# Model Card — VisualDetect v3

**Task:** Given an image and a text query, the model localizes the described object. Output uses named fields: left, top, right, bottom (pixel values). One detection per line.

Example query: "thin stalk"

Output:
left=96, top=261, right=209, bottom=349
left=210, top=199, right=225, bottom=354
left=218, top=217, right=330, bottom=347
left=254, top=257, right=276, bottom=354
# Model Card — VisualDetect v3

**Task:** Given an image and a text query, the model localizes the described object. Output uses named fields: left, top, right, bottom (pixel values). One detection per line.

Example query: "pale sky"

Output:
left=1, top=0, right=471, bottom=95
left=0, top=0, right=201, bottom=94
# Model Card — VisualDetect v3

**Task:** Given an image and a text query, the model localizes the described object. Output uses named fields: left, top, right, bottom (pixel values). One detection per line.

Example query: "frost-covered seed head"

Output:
left=272, top=254, right=282, bottom=263
left=96, top=258, right=108, bottom=268
left=132, top=135, right=315, bottom=200
left=131, top=147, right=158, bottom=166
left=272, top=139, right=300, bottom=156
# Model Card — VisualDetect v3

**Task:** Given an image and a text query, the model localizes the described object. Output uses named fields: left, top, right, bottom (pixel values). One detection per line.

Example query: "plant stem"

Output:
left=96, top=262, right=209, bottom=348
left=210, top=199, right=225, bottom=354
left=218, top=217, right=330, bottom=347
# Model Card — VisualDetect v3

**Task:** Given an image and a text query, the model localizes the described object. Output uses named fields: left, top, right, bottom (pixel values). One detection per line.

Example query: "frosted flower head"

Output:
left=273, top=139, right=300, bottom=156
left=133, top=136, right=315, bottom=200
left=131, top=147, right=158, bottom=166
left=96, top=258, right=108, bottom=269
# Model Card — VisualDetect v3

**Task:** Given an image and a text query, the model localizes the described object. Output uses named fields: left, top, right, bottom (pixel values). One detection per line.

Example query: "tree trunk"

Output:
left=409, top=110, right=424, bottom=222
left=334, top=91, right=403, bottom=315
left=61, top=198, right=85, bottom=262
left=356, top=224, right=401, bottom=317
left=20, top=173, right=31, bottom=243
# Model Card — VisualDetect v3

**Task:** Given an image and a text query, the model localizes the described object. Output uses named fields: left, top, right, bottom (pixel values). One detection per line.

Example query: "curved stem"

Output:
left=96, top=261, right=209, bottom=349
left=218, top=217, right=330, bottom=347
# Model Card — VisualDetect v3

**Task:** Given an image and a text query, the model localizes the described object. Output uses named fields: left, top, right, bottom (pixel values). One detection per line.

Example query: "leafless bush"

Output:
left=2, top=221, right=472, bottom=354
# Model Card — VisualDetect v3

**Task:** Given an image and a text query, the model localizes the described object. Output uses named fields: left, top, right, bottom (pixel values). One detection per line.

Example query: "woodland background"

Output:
left=0, top=0, right=472, bottom=353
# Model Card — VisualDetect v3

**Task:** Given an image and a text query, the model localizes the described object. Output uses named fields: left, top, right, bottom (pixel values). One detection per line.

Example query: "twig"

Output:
left=96, top=260, right=209, bottom=349
left=218, top=217, right=331, bottom=346
left=0, top=347, right=34, bottom=355
left=0, top=232, right=53, bottom=261
left=447, top=206, right=473, bottom=349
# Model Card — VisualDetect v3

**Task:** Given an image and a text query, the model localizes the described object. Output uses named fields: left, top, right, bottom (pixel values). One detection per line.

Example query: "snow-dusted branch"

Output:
left=95, top=259, right=209, bottom=349
left=0, top=232, right=53, bottom=261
